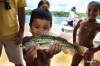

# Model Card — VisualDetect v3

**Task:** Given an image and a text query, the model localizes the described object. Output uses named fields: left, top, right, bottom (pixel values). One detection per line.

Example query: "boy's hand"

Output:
left=24, top=45, right=37, bottom=62
left=85, top=47, right=97, bottom=54
left=45, top=42, right=62, bottom=55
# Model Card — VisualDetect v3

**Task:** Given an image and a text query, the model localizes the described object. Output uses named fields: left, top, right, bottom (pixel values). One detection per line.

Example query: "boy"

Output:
left=23, top=8, right=62, bottom=66
left=71, top=1, right=100, bottom=66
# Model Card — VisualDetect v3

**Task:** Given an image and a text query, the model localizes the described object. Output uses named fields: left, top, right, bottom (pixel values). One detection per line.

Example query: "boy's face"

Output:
left=30, top=18, right=51, bottom=37
left=86, top=3, right=100, bottom=19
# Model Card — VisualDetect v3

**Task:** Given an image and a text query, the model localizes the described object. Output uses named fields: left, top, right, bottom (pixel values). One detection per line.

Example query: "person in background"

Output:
left=0, top=0, right=27, bottom=66
left=71, top=1, right=100, bottom=66
left=67, top=6, right=79, bottom=27
left=38, top=0, right=50, bottom=10
left=23, top=8, right=62, bottom=66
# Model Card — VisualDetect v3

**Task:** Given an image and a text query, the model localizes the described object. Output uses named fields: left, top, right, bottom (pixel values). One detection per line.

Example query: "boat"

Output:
left=61, top=21, right=73, bottom=35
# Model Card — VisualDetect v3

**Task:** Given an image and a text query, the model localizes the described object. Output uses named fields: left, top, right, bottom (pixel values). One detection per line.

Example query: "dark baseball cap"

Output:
left=72, top=7, right=76, bottom=11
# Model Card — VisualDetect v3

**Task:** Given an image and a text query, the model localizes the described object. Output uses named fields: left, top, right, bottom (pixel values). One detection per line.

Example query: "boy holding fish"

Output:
left=22, top=8, right=62, bottom=66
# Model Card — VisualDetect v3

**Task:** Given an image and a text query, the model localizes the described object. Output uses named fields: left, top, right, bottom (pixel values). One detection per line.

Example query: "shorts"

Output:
left=0, top=38, right=24, bottom=64
left=68, top=21, right=73, bottom=27
left=76, top=46, right=96, bottom=56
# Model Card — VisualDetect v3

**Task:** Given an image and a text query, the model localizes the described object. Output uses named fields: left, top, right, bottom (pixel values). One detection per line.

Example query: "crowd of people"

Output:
left=0, top=0, right=100, bottom=66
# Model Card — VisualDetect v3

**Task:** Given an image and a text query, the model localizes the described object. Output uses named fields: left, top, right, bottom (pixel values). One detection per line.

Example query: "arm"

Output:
left=74, top=13, right=79, bottom=18
left=14, top=7, right=26, bottom=45
left=86, top=45, right=100, bottom=54
left=18, top=7, right=25, bottom=32
left=73, top=12, right=80, bottom=21
left=96, top=45, right=100, bottom=51
left=23, top=45, right=37, bottom=63
left=73, top=19, right=83, bottom=44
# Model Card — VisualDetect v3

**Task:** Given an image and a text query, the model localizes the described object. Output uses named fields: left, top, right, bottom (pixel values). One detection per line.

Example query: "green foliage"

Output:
left=76, top=13, right=87, bottom=18
left=26, top=9, right=32, bottom=15
left=25, top=9, right=100, bottom=19
left=51, top=11, right=69, bottom=17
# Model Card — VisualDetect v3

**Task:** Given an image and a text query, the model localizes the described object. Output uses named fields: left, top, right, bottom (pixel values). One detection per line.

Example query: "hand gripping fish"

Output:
left=21, top=32, right=88, bottom=56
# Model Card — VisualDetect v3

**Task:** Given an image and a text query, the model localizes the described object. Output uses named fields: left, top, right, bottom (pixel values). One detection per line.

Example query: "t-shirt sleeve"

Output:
left=17, top=0, right=27, bottom=8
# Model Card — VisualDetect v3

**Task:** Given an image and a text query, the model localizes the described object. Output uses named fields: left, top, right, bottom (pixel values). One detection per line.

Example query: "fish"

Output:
left=21, top=32, right=88, bottom=56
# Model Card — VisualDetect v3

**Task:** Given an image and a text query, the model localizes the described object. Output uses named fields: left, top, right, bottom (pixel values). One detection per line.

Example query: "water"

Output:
left=25, top=15, right=79, bottom=25
left=25, top=15, right=30, bottom=23
left=52, top=16, right=67, bottom=25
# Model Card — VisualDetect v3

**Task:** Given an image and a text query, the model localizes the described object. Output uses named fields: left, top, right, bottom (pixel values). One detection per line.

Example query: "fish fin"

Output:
left=22, top=36, right=33, bottom=44
left=39, top=31, right=58, bottom=36
left=59, top=32, right=72, bottom=41
left=78, top=46, right=88, bottom=54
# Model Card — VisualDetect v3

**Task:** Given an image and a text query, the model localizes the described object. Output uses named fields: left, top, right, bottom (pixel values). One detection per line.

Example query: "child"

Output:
left=71, top=1, right=100, bottom=66
left=38, top=0, right=50, bottom=10
left=23, top=8, right=62, bottom=66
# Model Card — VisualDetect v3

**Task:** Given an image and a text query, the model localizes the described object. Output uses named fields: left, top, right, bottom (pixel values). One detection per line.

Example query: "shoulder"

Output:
left=79, top=17, right=86, bottom=21
left=22, top=36, right=32, bottom=43
left=78, top=18, right=87, bottom=24
left=77, top=18, right=84, bottom=24
left=75, top=18, right=86, bottom=27
left=17, top=0, right=27, bottom=8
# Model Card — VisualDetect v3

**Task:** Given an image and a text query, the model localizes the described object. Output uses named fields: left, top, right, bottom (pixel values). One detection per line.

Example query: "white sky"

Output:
left=26, top=0, right=100, bottom=13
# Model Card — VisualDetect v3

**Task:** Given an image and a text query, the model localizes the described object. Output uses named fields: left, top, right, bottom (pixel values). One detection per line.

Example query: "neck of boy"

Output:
left=88, top=18, right=96, bottom=23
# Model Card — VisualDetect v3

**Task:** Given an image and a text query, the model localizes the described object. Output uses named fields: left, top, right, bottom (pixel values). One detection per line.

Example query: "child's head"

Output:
left=86, top=1, right=100, bottom=19
left=38, top=0, right=50, bottom=10
left=29, top=8, right=52, bottom=37
left=71, top=7, right=76, bottom=12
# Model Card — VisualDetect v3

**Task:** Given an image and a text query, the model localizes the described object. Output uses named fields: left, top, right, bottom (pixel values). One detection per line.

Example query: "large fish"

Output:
left=22, top=32, right=88, bottom=56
